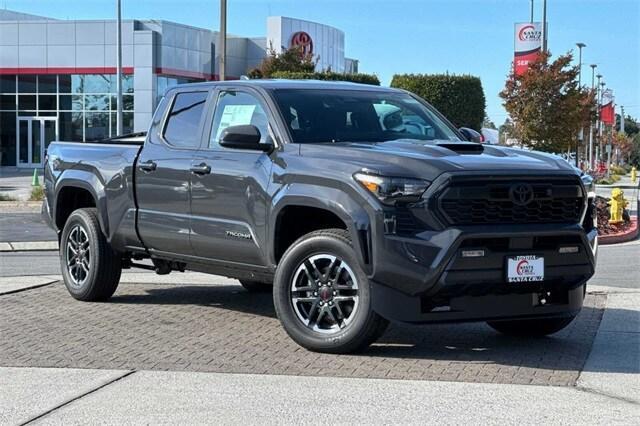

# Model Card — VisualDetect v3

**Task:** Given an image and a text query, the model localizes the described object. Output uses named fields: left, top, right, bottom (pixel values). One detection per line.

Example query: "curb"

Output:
left=0, top=201, right=42, bottom=207
left=0, top=241, right=58, bottom=252
left=595, top=184, right=639, bottom=189
left=599, top=218, right=639, bottom=245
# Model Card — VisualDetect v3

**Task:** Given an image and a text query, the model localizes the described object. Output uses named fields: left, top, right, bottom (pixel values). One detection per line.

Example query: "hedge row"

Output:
left=390, top=74, right=485, bottom=131
left=270, top=71, right=380, bottom=86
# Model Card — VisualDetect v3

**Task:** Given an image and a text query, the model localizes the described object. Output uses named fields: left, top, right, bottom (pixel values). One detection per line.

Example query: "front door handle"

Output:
left=190, top=163, right=211, bottom=175
left=139, top=160, right=157, bottom=172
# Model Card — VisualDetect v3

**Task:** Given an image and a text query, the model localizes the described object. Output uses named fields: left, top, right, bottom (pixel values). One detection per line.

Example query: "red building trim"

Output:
left=0, top=67, right=135, bottom=75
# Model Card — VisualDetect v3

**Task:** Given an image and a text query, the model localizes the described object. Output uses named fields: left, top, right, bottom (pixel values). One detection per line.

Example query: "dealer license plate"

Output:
left=507, top=255, right=544, bottom=283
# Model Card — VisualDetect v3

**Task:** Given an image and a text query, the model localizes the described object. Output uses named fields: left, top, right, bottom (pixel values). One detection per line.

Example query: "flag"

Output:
left=600, top=89, right=615, bottom=125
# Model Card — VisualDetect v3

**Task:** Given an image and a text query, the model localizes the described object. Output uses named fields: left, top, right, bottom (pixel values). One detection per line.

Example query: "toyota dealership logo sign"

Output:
left=290, top=31, right=313, bottom=55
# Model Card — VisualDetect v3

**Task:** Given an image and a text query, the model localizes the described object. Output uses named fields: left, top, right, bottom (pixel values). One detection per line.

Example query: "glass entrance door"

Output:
left=17, top=117, right=57, bottom=168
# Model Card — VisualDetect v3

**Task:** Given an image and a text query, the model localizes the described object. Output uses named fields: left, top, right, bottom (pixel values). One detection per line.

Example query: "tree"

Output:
left=616, top=114, right=639, bottom=138
left=630, top=133, right=640, bottom=166
left=500, top=51, right=596, bottom=153
left=482, top=115, right=497, bottom=129
left=499, top=118, right=515, bottom=145
left=248, top=44, right=315, bottom=78
left=390, top=74, right=486, bottom=131
left=612, top=131, right=633, bottom=164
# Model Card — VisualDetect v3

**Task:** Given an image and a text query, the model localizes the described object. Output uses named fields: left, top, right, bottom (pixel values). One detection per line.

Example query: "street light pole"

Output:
left=530, top=0, right=534, bottom=23
left=576, top=43, right=585, bottom=85
left=575, top=43, right=586, bottom=167
left=116, top=0, right=123, bottom=136
left=541, top=0, right=548, bottom=53
left=596, top=74, right=602, bottom=167
left=218, top=0, right=227, bottom=81
left=589, top=64, right=597, bottom=168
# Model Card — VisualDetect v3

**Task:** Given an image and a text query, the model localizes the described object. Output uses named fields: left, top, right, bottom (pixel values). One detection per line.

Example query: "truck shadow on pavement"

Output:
left=101, top=283, right=617, bottom=378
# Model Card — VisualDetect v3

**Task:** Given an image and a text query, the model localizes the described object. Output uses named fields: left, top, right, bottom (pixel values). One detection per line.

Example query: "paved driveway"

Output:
left=0, top=280, right=605, bottom=387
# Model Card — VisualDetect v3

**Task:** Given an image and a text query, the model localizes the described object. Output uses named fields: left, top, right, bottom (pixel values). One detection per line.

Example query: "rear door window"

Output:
left=163, top=91, right=208, bottom=148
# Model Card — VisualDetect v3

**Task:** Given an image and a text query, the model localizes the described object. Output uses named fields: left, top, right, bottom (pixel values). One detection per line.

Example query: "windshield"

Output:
left=270, top=89, right=461, bottom=144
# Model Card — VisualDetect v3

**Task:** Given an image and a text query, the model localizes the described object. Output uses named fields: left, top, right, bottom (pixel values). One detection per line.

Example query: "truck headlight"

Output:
left=354, top=172, right=430, bottom=205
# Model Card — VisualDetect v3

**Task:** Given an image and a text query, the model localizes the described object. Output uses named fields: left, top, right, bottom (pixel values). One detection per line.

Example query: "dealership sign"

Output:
left=514, top=22, right=542, bottom=76
left=290, top=31, right=313, bottom=55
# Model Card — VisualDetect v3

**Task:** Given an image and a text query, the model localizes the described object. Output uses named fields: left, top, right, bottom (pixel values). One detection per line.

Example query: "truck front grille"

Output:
left=438, top=178, right=584, bottom=226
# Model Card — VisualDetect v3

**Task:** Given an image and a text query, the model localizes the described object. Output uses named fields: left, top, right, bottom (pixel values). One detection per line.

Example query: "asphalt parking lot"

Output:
left=0, top=279, right=606, bottom=387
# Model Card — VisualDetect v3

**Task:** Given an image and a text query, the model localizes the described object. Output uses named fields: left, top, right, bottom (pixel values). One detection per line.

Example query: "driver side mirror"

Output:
left=458, top=127, right=483, bottom=143
left=219, top=125, right=272, bottom=152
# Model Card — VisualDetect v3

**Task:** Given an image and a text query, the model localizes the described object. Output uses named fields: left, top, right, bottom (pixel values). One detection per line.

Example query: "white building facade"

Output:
left=0, top=9, right=358, bottom=168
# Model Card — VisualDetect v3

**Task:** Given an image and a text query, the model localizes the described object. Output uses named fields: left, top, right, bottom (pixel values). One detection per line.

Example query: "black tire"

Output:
left=487, top=315, right=576, bottom=337
left=273, top=228, right=388, bottom=353
left=239, top=279, right=272, bottom=293
left=60, top=208, right=122, bottom=301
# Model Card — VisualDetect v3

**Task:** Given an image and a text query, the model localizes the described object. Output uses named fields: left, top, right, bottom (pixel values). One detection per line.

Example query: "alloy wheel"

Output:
left=66, top=225, right=91, bottom=288
left=290, top=253, right=360, bottom=334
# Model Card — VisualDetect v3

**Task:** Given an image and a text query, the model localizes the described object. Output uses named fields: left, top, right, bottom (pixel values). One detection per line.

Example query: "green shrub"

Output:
left=610, top=165, right=630, bottom=175
left=0, top=193, right=17, bottom=201
left=270, top=71, right=380, bottom=86
left=29, top=185, right=44, bottom=201
left=390, top=73, right=486, bottom=131
left=595, top=174, right=622, bottom=185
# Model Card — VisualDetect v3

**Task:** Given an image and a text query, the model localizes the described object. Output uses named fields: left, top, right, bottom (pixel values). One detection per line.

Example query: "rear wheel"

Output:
left=239, top=279, right=272, bottom=293
left=273, top=229, right=388, bottom=353
left=487, top=315, right=576, bottom=337
left=60, top=208, right=122, bottom=301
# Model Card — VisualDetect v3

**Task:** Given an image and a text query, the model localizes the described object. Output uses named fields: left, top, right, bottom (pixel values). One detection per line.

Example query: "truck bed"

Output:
left=44, top=138, right=144, bottom=251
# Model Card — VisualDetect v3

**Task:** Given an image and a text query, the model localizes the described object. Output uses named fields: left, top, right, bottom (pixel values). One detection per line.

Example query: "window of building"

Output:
left=209, top=91, right=270, bottom=149
left=1, top=74, right=135, bottom=166
left=156, top=75, right=204, bottom=106
left=18, top=75, right=37, bottom=93
left=163, top=91, right=208, bottom=148
left=0, top=75, right=16, bottom=93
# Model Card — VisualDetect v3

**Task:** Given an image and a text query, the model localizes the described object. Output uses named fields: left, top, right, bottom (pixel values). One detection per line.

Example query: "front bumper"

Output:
left=369, top=223, right=597, bottom=324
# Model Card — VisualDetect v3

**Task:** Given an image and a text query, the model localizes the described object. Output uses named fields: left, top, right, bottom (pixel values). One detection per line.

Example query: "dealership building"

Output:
left=0, top=9, right=359, bottom=168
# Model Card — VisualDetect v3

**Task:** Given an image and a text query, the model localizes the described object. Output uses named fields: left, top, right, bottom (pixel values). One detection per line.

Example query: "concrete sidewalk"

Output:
left=2, top=366, right=638, bottom=425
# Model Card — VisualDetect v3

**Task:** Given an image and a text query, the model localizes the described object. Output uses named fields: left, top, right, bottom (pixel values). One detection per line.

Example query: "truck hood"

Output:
left=299, top=139, right=578, bottom=179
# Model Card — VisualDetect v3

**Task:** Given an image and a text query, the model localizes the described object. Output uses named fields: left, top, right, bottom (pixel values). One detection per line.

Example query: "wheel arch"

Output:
left=54, top=171, right=108, bottom=238
left=270, top=189, right=373, bottom=272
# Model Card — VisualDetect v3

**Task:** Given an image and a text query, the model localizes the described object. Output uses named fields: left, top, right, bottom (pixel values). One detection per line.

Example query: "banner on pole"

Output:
left=600, top=89, right=615, bottom=125
left=514, top=22, right=543, bottom=76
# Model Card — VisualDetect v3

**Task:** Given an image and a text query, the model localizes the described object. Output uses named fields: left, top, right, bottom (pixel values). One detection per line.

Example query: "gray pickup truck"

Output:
left=43, top=80, right=597, bottom=353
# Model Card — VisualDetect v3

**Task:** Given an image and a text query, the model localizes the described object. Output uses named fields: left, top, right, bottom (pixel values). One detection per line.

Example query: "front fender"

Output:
left=270, top=183, right=377, bottom=273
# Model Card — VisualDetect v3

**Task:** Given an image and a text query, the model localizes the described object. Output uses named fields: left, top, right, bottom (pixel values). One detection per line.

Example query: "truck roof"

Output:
left=170, top=79, right=398, bottom=92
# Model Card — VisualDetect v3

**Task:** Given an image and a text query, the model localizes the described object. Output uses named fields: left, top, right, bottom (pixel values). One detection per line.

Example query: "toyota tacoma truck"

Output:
left=43, top=80, right=597, bottom=353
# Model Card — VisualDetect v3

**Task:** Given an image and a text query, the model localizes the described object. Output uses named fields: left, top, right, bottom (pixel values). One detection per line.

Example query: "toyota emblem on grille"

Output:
left=509, top=183, right=534, bottom=206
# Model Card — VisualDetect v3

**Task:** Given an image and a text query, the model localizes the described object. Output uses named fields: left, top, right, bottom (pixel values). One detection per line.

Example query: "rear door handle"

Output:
left=139, top=160, right=157, bottom=172
left=190, top=163, right=211, bottom=175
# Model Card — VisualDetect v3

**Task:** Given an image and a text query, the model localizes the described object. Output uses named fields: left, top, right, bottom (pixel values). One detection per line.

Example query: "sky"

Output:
left=4, top=0, right=639, bottom=125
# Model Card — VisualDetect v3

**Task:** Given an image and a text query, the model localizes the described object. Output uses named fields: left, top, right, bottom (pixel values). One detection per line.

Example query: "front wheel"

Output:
left=60, top=208, right=122, bottom=301
left=273, top=229, right=388, bottom=353
left=487, top=315, right=576, bottom=337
